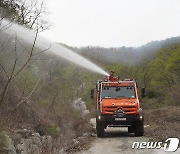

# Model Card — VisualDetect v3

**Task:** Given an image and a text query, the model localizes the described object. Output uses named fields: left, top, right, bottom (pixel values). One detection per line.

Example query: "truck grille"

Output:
left=103, top=105, right=137, bottom=115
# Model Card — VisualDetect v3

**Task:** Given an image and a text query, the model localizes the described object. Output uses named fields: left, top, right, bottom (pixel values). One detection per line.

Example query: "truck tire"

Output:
left=135, top=122, right=144, bottom=137
left=128, top=126, right=134, bottom=133
left=96, top=122, right=105, bottom=137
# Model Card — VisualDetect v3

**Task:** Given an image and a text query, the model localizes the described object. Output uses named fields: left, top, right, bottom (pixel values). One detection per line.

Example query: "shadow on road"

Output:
left=104, top=127, right=135, bottom=138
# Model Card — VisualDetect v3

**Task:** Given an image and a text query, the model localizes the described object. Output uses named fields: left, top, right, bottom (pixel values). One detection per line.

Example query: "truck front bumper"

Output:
left=96, top=114, right=143, bottom=127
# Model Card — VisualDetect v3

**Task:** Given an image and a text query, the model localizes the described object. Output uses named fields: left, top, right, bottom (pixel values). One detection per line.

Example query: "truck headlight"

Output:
left=139, top=116, right=143, bottom=120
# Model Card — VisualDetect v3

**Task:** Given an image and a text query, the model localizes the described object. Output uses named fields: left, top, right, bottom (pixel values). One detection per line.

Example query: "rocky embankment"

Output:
left=0, top=128, right=95, bottom=154
left=0, top=129, right=53, bottom=154
left=0, top=97, right=95, bottom=154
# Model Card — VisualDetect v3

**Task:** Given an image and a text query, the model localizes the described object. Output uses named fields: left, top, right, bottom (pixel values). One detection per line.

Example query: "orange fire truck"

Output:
left=91, top=72, right=145, bottom=137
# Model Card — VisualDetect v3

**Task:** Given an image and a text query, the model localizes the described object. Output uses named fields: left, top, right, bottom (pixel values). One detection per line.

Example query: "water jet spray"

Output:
left=1, top=19, right=109, bottom=76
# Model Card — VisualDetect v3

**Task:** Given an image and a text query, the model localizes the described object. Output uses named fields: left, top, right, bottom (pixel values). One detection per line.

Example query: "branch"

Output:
left=15, top=77, right=41, bottom=108
left=11, top=28, right=38, bottom=80
left=10, top=35, right=18, bottom=79
left=0, top=21, right=12, bottom=32
left=0, top=63, right=9, bottom=79
left=33, top=44, right=51, bottom=56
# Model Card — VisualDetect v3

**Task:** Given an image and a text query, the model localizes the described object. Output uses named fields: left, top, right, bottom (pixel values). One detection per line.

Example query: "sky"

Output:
left=41, top=0, right=180, bottom=47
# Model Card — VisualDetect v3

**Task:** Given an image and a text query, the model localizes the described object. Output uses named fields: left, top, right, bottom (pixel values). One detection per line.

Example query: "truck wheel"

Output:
left=128, top=126, right=134, bottom=133
left=135, top=122, right=144, bottom=137
left=96, top=122, right=105, bottom=137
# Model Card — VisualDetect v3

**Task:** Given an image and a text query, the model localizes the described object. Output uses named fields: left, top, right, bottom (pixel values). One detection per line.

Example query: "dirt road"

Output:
left=75, top=118, right=180, bottom=154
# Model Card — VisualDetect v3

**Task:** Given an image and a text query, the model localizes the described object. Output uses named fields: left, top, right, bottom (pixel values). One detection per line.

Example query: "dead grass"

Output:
left=144, top=106, right=180, bottom=141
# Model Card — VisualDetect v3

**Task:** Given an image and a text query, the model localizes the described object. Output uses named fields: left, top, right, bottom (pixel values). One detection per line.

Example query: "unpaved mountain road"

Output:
left=75, top=118, right=180, bottom=154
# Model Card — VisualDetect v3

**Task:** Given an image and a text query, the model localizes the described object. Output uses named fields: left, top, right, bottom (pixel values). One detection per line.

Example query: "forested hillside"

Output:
left=75, top=36, right=180, bottom=65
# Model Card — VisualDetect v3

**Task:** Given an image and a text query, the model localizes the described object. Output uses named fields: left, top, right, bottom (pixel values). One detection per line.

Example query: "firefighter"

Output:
left=109, top=70, right=115, bottom=81
left=110, top=70, right=115, bottom=77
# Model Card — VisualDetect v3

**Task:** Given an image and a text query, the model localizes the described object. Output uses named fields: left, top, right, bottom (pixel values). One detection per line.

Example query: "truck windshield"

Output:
left=101, top=86, right=136, bottom=98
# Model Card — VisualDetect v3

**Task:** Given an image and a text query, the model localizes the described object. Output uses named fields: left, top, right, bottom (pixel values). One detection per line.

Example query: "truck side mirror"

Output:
left=90, top=89, right=94, bottom=99
left=141, top=88, right=146, bottom=98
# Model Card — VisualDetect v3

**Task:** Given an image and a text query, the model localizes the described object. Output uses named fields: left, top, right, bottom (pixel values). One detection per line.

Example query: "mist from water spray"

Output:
left=1, top=19, right=109, bottom=76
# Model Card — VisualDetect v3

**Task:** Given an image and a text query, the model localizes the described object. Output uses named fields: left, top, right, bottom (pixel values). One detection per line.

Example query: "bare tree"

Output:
left=0, top=30, right=38, bottom=105
left=17, top=0, right=50, bottom=32
left=0, top=0, right=51, bottom=106
left=0, top=0, right=50, bottom=32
